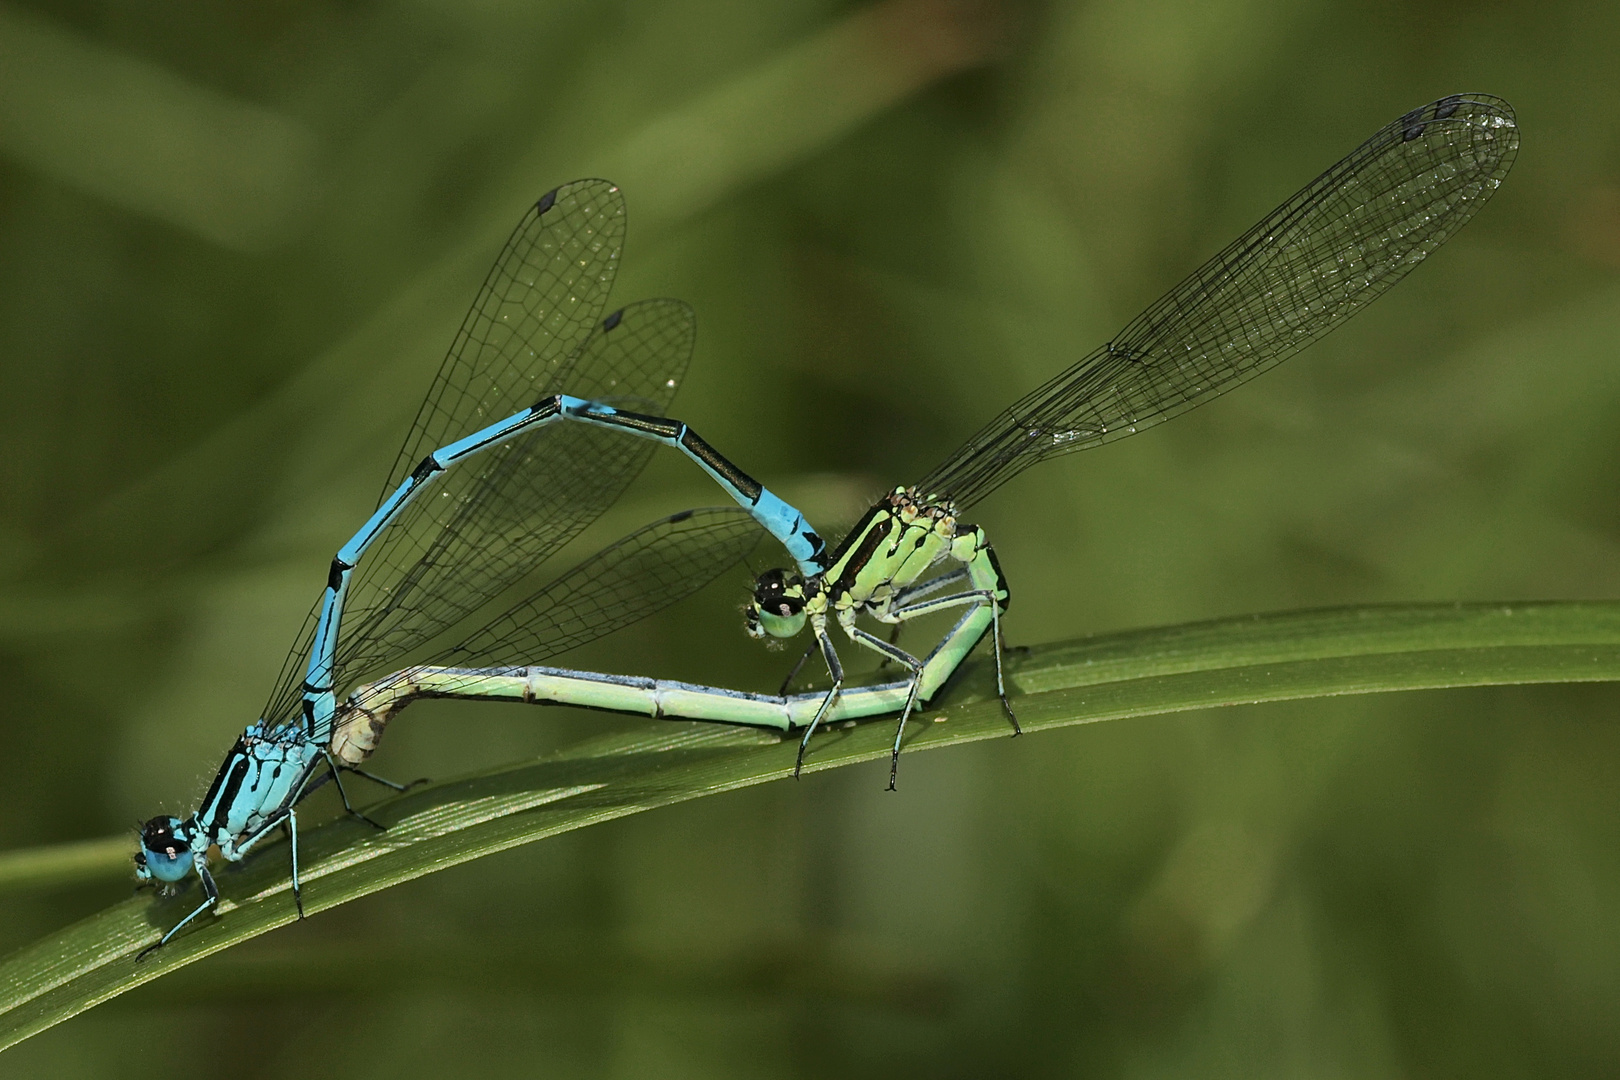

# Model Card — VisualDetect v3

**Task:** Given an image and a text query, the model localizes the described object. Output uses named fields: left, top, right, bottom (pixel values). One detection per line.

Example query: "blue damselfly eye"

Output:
left=138, top=817, right=194, bottom=883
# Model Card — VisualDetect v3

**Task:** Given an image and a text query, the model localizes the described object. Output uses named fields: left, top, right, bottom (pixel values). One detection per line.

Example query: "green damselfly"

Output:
left=336, top=94, right=1519, bottom=792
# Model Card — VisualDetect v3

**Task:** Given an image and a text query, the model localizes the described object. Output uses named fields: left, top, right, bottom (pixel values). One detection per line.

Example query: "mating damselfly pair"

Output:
left=134, top=94, right=1518, bottom=958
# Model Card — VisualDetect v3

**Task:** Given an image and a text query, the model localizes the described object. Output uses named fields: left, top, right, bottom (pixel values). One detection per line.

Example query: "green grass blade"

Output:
left=0, top=839, right=132, bottom=897
left=3, top=599, right=1617, bottom=1049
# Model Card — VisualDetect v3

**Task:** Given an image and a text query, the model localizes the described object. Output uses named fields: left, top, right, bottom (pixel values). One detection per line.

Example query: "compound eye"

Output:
left=752, top=604, right=807, bottom=639
left=765, top=592, right=804, bottom=618
left=748, top=569, right=808, bottom=639
left=140, top=816, right=182, bottom=853
left=138, top=816, right=194, bottom=883
left=752, top=569, right=803, bottom=612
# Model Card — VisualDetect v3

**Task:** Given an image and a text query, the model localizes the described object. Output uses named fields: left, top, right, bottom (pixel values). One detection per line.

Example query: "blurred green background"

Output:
left=2, top=0, right=1619, bottom=1074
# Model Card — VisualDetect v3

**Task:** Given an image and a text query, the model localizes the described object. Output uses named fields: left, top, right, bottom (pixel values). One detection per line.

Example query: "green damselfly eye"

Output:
left=747, top=568, right=807, bottom=639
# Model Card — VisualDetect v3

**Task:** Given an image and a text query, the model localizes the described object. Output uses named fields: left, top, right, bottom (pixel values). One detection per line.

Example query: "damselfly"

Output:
left=137, top=93, right=1518, bottom=956
left=334, top=93, right=1520, bottom=790
left=136, top=180, right=916, bottom=957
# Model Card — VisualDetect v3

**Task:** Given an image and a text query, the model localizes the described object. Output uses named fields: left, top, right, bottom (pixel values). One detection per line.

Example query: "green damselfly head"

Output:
left=746, top=568, right=808, bottom=639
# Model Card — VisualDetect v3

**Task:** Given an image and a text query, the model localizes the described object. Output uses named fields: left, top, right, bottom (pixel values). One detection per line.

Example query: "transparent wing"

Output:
left=435, top=506, right=762, bottom=669
left=916, top=94, right=1519, bottom=508
left=347, top=507, right=763, bottom=710
left=382, top=179, right=625, bottom=501
left=261, top=278, right=699, bottom=721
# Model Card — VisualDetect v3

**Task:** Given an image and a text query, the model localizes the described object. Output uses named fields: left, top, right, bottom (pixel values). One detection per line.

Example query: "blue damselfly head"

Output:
left=136, top=816, right=194, bottom=883
left=747, top=568, right=807, bottom=640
